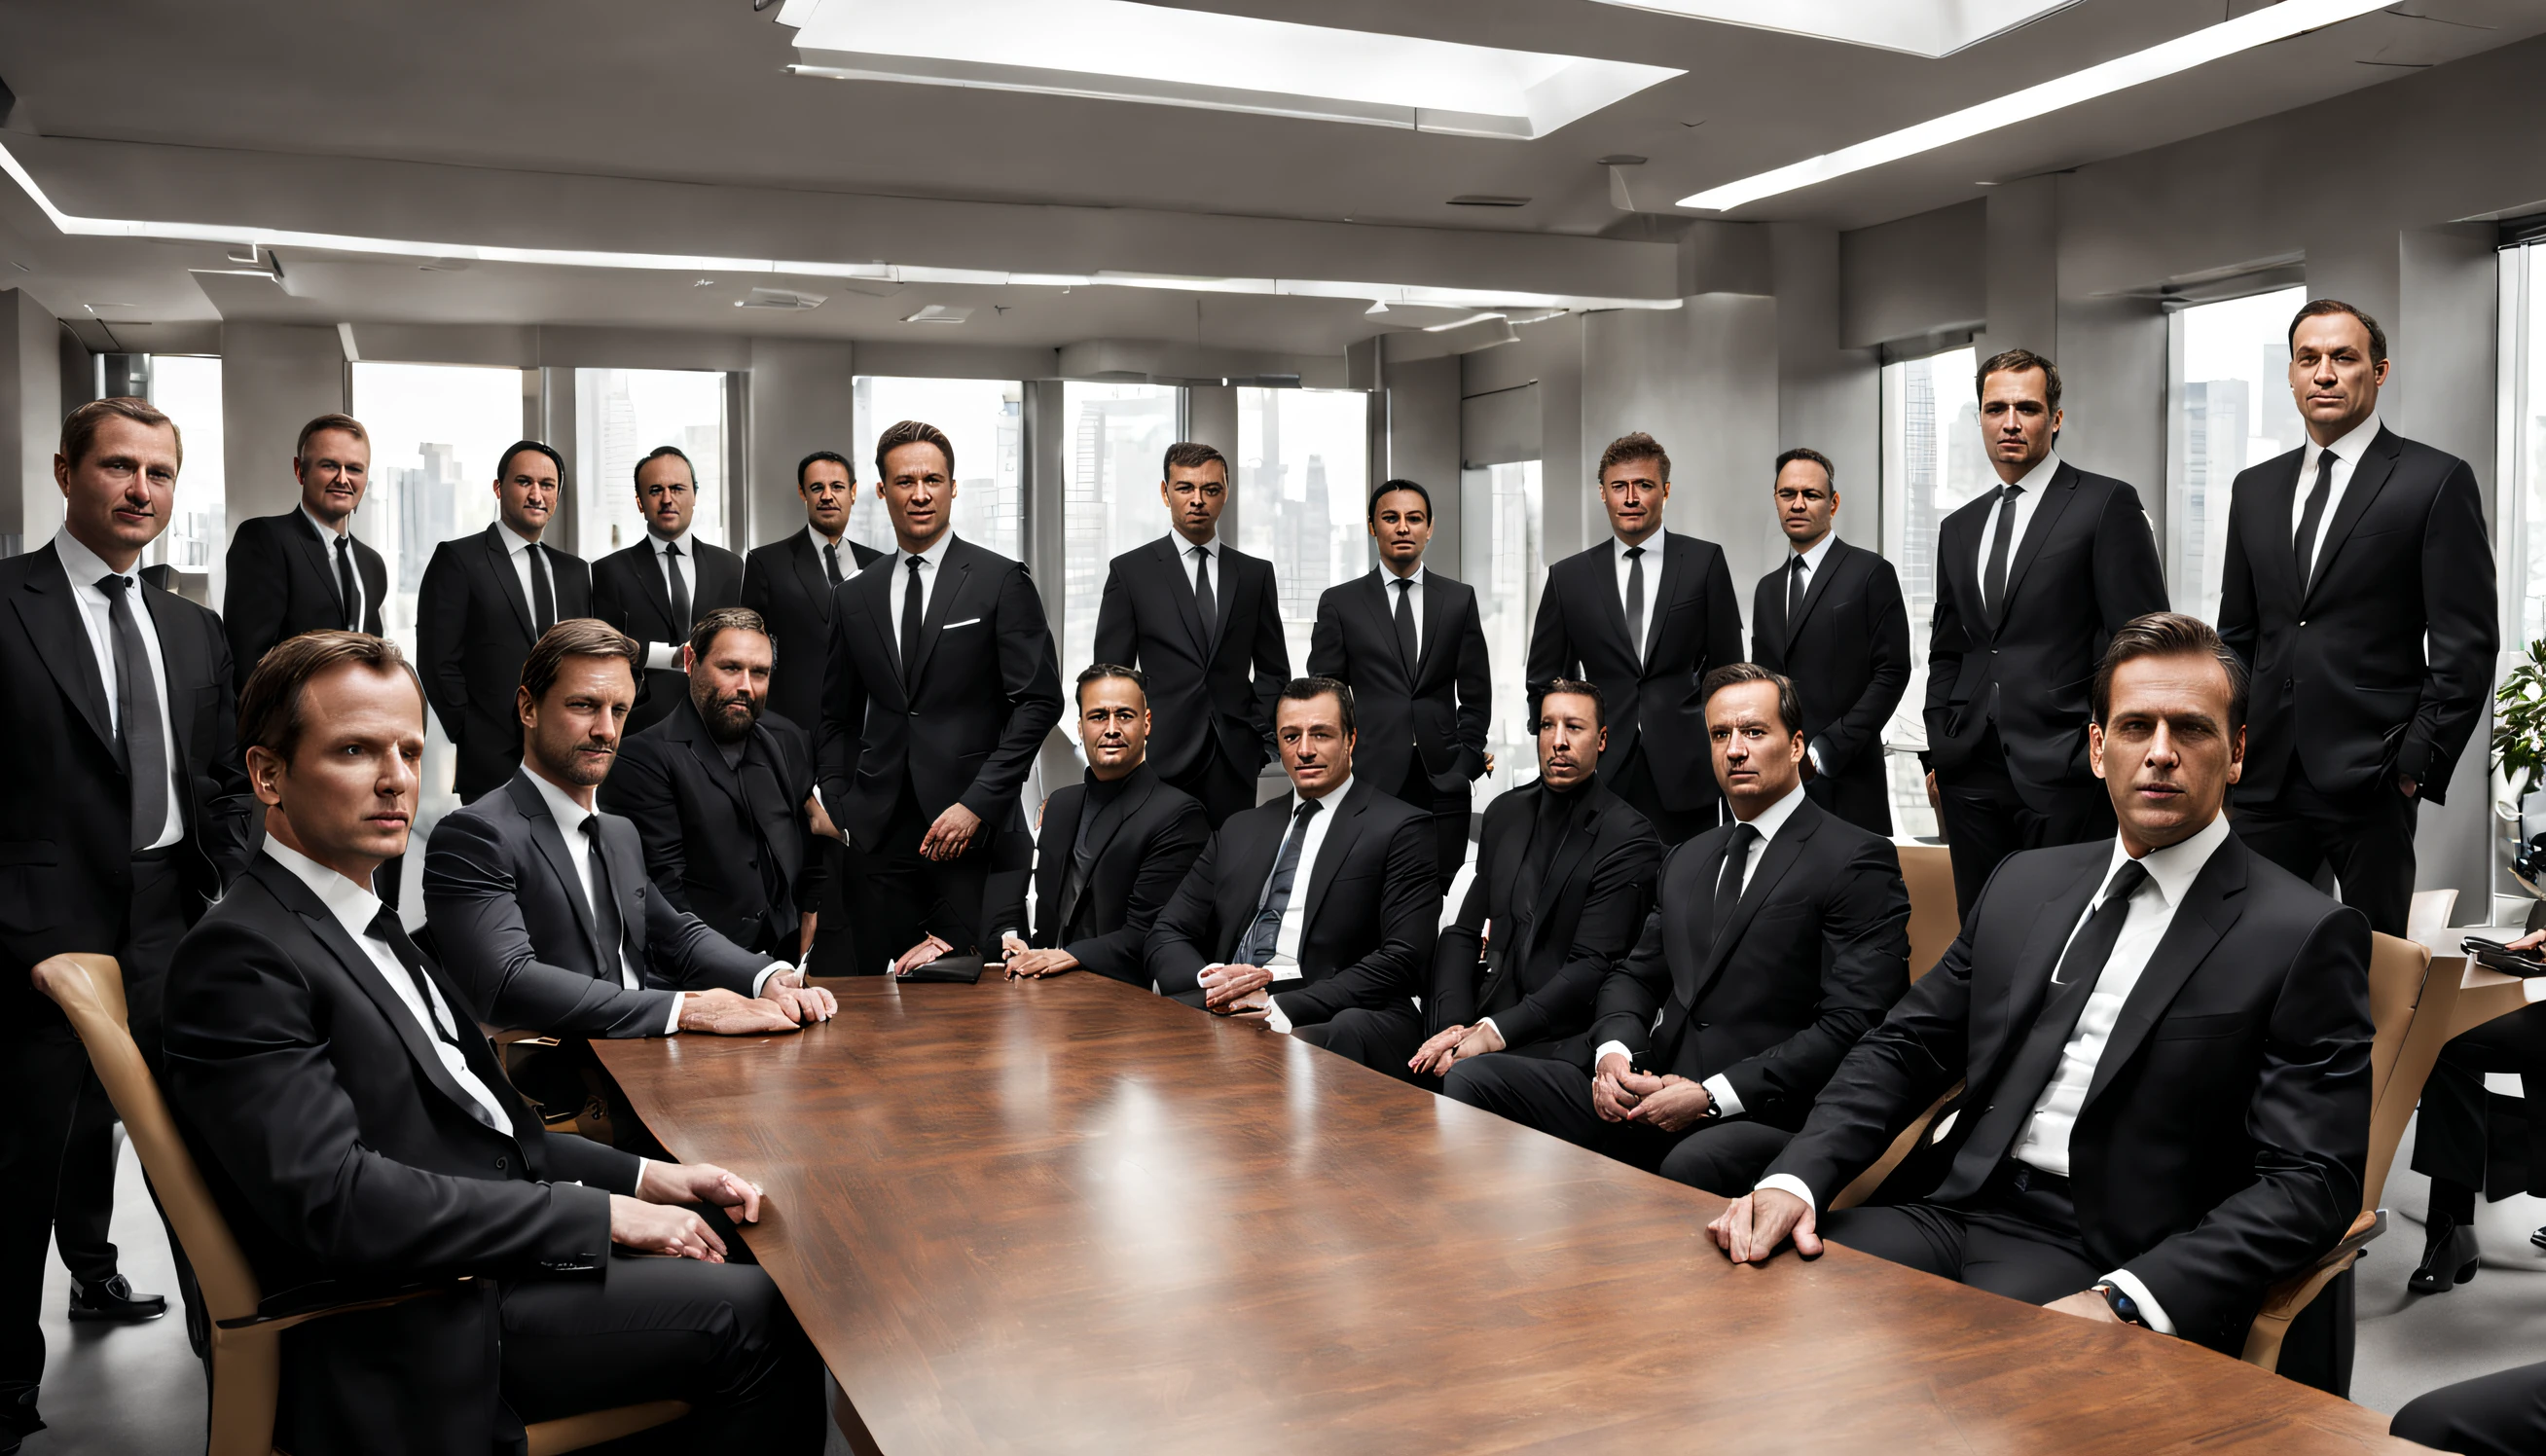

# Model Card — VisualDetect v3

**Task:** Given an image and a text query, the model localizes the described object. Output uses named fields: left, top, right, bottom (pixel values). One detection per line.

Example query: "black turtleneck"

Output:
left=1515, top=773, right=1593, bottom=928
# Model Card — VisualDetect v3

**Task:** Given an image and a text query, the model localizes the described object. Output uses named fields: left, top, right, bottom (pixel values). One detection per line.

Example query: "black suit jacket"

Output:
left=2217, top=425, right=2495, bottom=805
left=1591, top=796, right=1909, bottom=1128
left=1526, top=532, right=1745, bottom=814
left=1432, top=779, right=1660, bottom=1061
left=417, top=526, right=593, bottom=801
left=818, top=535, right=1063, bottom=851
left=1148, top=782, right=1438, bottom=1025
left=1751, top=537, right=1910, bottom=834
left=1092, top=536, right=1289, bottom=781
left=422, top=771, right=774, bottom=1037
left=1764, top=831, right=2373, bottom=1354
left=221, top=509, right=387, bottom=689
left=598, top=698, right=824, bottom=961
left=740, top=528, right=882, bottom=733
left=990, top=762, right=1209, bottom=987
left=1924, top=463, right=2167, bottom=803
left=1306, top=566, right=1491, bottom=798
left=0, top=542, right=249, bottom=1024
left=590, top=535, right=746, bottom=734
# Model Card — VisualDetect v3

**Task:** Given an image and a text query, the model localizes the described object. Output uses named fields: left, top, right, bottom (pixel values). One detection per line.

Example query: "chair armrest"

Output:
left=217, top=1277, right=468, bottom=1333
left=2253, top=1210, right=2385, bottom=1325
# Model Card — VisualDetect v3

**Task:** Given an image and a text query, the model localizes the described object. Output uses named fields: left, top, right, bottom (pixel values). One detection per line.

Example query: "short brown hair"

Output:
left=1162, top=441, right=1228, bottom=480
left=237, top=631, right=422, bottom=765
left=1075, top=662, right=1147, bottom=710
left=1976, top=348, right=2062, bottom=414
left=61, top=397, right=182, bottom=471
left=2091, top=611, right=2248, bottom=731
left=1536, top=675, right=1605, bottom=728
left=2288, top=298, right=2388, bottom=368
left=687, top=605, right=770, bottom=663
left=875, top=419, right=956, bottom=482
left=1700, top=662, right=1802, bottom=739
left=1597, top=432, right=1669, bottom=485
left=1277, top=675, right=1355, bottom=738
left=520, top=619, right=639, bottom=705
left=295, top=413, right=368, bottom=459
left=1774, top=447, right=1836, bottom=489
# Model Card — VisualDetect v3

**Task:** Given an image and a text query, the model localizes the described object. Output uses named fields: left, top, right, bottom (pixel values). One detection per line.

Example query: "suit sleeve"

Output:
left=1249, top=564, right=1291, bottom=752
left=1273, top=811, right=1438, bottom=1026
left=589, top=557, right=628, bottom=637
left=1748, top=573, right=1782, bottom=673
left=2399, top=456, right=2497, bottom=801
left=593, top=738, right=693, bottom=915
left=640, top=882, right=771, bottom=997
left=1922, top=536, right=1970, bottom=761
left=818, top=585, right=867, bottom=815
left=1714, top=838, right=1911, bottom=1122
left=1699, top=554, right=1745, bottom=682
left=1148, top=827, right=1226, bottom=1006
left=1305, top=593, right=1346, bottom=680
left=2215, top=477, right=2260, bottom=671
left=1819, top=561, right=1911, bottom=778
left=415, top=543, right=470, bottom=741
left=221, top=519, right=287, bottom=693
left=1063, top=799, right=1209, bottom=988
left=1428, top=868, right=1489, bottom=1033
left=420, top=812, right=681, bottom=1037
left=1495, top=827, right=1665, bottom=1051
left=1093, top=561, right=1138, bottom=668
left=738, top=551, right=773, bottom=626
left=1452, top=594, right=1492, bottom=777
left=956, top=564, right=1064, bottom=825
left=1525, top=569, right=1572, bottom=708
left=2093, top=481, right=2171, bottom=632
left=1587, top=899, right=1670, bottom=1058
left=191, top=619, right=257, bottom=890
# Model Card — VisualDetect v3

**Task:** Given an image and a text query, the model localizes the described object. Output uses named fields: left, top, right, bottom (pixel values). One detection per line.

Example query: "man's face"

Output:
left=1536, top=692, right=1606, bottom=791
left=1077, top=675, right=1151, bottom=777
left=1369, top=490, right=1432, bottom=570
left=687, top=628, right=771, bottom=745
left=297, top=428, right=371, bottom=527
left=2289, top=312, right=2388, bottom=440
left=495, top=449, right=561, bottom=541
left=1162, top=460, right=1227, bottom=546
left=1708, top=680, right=1803, bottom=814
left=1276, top=692, right=1355, bottom=798
left=1599, top=456, right=1669, bottom=544
left=1772, top=460, right=1837, bottom=549
left=880, top=442, right=955, bottom=548
left=1979, top=367, right=2059, bottom=480
left=55, top=416, right=179, bottom=564
left=2091, top=651, right=2244, bottom=855
left=250, top=662, right=424, bottom=869
left=801, top=460, right=854, bottom=537
left=520, top=654, right=635, bottom=789
left=636, top=455, right=696, bottom=540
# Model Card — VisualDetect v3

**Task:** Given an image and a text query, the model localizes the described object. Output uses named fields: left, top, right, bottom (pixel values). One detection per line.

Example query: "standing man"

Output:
left=2218, top=299, right=2494, bottom=939
left=1308, top=479, right=1492, bottom=889
left=221, top=413, right=387, bottom=687
left=1750, top=449, right=1910, bottom=836
left=1925, top=350, right=2167, bottom=916
left=592, top=445, right=744, bottom=736
left=1093, top=441, right=1289, bottom=827
left=417, top=440, right=592, bottom=802
left=820, top=420, right=1063, bottom=971
left=1, top=399, right=248, bottom=1447
left=1527, top=432, right=1745, bottom=845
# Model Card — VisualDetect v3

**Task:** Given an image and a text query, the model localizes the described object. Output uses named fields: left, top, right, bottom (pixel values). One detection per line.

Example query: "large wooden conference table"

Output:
left=592, top=974, right=2413, bottom=1454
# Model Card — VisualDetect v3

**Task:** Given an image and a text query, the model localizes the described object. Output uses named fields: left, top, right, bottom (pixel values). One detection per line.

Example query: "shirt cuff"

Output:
left=661, top=993, right=684, bottom=1036
left=1702, top=1073, right=1745, bottom=1118
left=2101, top=1269, right=2177, bottom=1335
left=1755, top=1173, right=1817, bottom=1213
left=643, top=641, right=681, bottom=672
left=1807, top=741, right=1827, bottom=774
left=749, top=962, right=791, bottom=998
left=1478, top=1016, right=1503, bottom=1043
left=1265, top=996, right=1293, bottom=1034
left=633, top=1157, right=655, bottom=1198
left=1594, top=1039, right=1634, bottom=1070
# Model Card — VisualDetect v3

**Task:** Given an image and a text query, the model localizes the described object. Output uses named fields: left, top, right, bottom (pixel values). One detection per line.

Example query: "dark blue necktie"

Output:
left=1235, top=798, right=1324, bottom=966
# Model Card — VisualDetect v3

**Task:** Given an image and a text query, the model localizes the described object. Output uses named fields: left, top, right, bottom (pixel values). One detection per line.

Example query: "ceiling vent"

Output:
left=1447, top=195, right=1531, bottom=207
left=737, top=286, right=827, bottom=310
left=901, top=304, right=972, bottom=324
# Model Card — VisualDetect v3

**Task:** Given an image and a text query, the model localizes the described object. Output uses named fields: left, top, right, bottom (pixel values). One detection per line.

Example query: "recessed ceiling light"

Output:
left=1447, top=195, right=1532, bottom=208
left=738, top=287, right=827, bottom=310
left=902, top=304, right=972, bottom=324
left=1678, top=0, right=2393, bottom=211
left=1592, top=0, right=2079, bottom=57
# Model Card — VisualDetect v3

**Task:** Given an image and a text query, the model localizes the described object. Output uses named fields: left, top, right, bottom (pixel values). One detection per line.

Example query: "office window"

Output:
left=1060, top=382, right=1182, bottom=679
left=2166, top=285, right=2308, bottom=626
left=2502, top=242, right=2546, bottom=647
left=1461, top=460, right=1542, bottom=807
left=851, top=377, right=1026, bottom=565
left=1233, top=387, right=1372, bottom=659
left=576, top=368, right=728, bottom=559
left=1878, top=344, right=1982, bottom=838
left=350, top=361, right=529, bottom=658
left=146, top=354, right=226, bottom=603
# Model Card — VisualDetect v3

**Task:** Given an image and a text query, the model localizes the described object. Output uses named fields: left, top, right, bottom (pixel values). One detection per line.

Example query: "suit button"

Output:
left=909, top=710, right=920, bottom=718
left=2284, top=677, right=2294, bottom=689
left=2299, top=619, right=2308, bottom=627
left=494, top=1156, right=507, bottom=1170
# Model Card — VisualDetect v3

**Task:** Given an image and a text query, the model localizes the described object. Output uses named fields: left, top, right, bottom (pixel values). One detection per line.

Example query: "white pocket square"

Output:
left=941, top=617, right=983, bottom=630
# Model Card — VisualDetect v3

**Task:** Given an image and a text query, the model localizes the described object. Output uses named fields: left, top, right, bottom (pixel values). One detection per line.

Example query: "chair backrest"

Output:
left=29, top=954, right=267, bottom=1326
left=1895, top=844, right=1958, bottom=984
left=2361, top=928, right=2456, bottom=1211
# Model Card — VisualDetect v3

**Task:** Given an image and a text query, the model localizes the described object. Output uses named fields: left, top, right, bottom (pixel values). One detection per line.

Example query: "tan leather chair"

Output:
left=1828, top=845, right=1964, bottom=1212
left=30, top=953, right=689, bottom=1456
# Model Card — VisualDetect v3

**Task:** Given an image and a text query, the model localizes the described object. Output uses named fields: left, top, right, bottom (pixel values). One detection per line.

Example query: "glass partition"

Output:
left=1060, top=382, right=1182, bottom=679
left=1461, top=459, right=1542, bottom=808
left=1233, top=387, right=1371, bottom=658
left=2166, top=285, right=2308, bottom=626
left=575, top=368, right=728, bottom=559
left=1878, top=344, right=1982, bottom=838
left=851, top=376, right=1026, bottom=564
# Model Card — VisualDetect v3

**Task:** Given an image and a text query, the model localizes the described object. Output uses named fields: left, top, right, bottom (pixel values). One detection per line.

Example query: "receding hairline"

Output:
left=635, top=452, right=696, bottom=486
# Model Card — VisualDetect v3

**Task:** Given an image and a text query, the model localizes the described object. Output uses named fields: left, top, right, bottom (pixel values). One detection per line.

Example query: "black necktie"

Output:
left=1236, top=797, right=1324, bottom=967
left=1707, top=822, right=1760, bottom=960
left=1786, top=554, right=1807, bottom=630
left=96, top=575, right=169, bottom=853
left=2293, top=449, right=2337, bottom=593
left=335, top=534, right=360, bottom=631
left=1981, top=484, right=2023, bottom=622
left=366, top=908, right=508, bottom=1132
left=823, top=541, right=843, bottom=589
left=527, top=543, right=557, bottom=634
left=1191, top=546, right=1217, bottom=646
left=1393, top=577, right=1418, bottom=674
left=900, top=555, right=926, bottom=693
left=1623, top=545, right=1647, bottom=663
left=579, top=819, right=633, bottom=988
left=665, top=541, right=691, bottom=636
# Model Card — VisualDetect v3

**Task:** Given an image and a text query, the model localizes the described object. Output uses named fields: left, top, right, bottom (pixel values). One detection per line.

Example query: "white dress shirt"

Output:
left=302, top=504, right=366, bottom=631
left=1611, top=532, right=1662, bottom=660
left=638, top=528, right=696, bottom=671
left=54, top=528, right=184, bottom=850
left=1971, top=451, right=2062, bottom=589
left=888, top=529, right=960, bottom=654
left=2289, top=411, right=2382, bottom=582
left=1593, top=780, right=1808, bottom=1116
left=1775, top=533, right=1837, bottom=773
left=495, top=519, right=549, bottom=616
left=1210, top=775, right=1354, bottom=1036
left=1378, top=563, right=1426, bottom=660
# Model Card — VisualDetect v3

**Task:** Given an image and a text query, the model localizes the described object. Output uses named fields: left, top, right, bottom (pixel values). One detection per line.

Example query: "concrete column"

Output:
left=0, top=289, right=65, bottom=555
left=745, top=338, right=856, bottom=551
left=1976, top=176, right=2060, bottom=362
left=1382, top=352, right=1461, bottom=550
left=1185, top=383, right=1240, bottom=538
left=1769, top=223, right=1880, bottom=535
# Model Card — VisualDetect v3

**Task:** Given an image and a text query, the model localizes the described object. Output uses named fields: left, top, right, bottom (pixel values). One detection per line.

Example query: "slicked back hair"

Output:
left=1369, top=479, right=1432, bottom=520
left=520, top=618, right=639, bottom=705
left=1162, top=441, right=1228, bottom=480
left=1075, top=662, right=1148, bottom=710
left=237, top=630, right=422, bottom=765
left=636, top=443, right=695, bottom=491
left=2091, top=611, right=2249, bottom=731
left=2288, top=298, right=2388, bottom=368
left=496, top=439, right=565, bottom=486
left=1976, top=348, right=2062, bottom=415
left=1774, top=447, right=1836, bottom=490
left=1537, top=676, right=1605, bottom=729
left=876, top=419, right=956, bottom=482
left=1277, top=675, right=1355, bottom=738
left=1700, top=662, right=1802, bottom=739
left=797, top=449, right=854, bottom=487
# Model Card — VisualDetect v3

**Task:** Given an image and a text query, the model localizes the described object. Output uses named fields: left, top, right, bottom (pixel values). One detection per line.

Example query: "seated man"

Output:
left=991, top=665, right=1208, bottom=985
left=1446, top=664, right=1908, bottom=1194
left=1148, top=676, right=1438, bottom=1056
left=1401, top=678, right=1660, bottom=1085
left=1711, top=613, right=2374, bottom=1359
left=2393, top=1359, right=2546, bottom=1455
left=599, top=607, right=833, bottom=965
left=163, top=631, right=822, bottom=1455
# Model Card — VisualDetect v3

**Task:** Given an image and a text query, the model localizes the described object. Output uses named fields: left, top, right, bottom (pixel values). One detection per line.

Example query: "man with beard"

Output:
left=601, top=607, right=832, bottom=963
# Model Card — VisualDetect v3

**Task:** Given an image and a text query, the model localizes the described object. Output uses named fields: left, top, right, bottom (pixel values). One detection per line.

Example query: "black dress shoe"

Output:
left=2411, top=1216, right=2482, bottom=1293
left=66, top=1273, right=168, bottom=1323
left=0, top=1381, right=43, bottom=1453
left=2530, top=1224, right=2546, bottom=1254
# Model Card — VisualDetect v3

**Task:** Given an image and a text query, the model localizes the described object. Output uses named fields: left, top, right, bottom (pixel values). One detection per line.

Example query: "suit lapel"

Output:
left=1156, top=536, right=1210, bottom=659
left=484, top=526, right=536, bottom=638
left=1038, top=786, right=1087, bottom=929
left=13, top=548, right=118, bottom=756
left=673, top=704, right=746, bottom=810
left=2081, top=839, right=2247, bottom=1111
left=1297, top=788, right=1365, bottom=944
left=145, top=580, right=200, bottom=783
left=2304, top=427, right=2402, bottom=606
left=1415, top=571, right=1455, bottom=680
left=2249, top=453, right=2305, bottom=610
left=1645, top=534, right=1683, bottom=663
left=289, top=513, right=347, bottom=624
left=1592, top=545, right=1637, bottom=664
left=858, top=555, right=903, bottom=684
left=907, top=546, right=972, bottom=690
left=1993, top=465, right=2080, bottom=634
left=790, top=533, right=835, bottom=622
left=510, top=776, right=607, bottom=970
left=598, top=818, right=649, bottom=973
left=1785, top=540, right=1847, bottom=653
left=1526, top=793, right=1604, bottom=959
left=1359, top=571, right=1411, bottom=685
left=632, top=541, right=674, bottom=633
left=1979, top=866, right=2103, bottom=1074
left=1207, top=546, right=1237, bottom=659
left=1682, top=808, right=1820, bottom=1007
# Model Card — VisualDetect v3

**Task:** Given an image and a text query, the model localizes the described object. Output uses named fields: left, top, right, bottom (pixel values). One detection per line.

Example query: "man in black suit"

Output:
left=1308, top=479, right=1491, bottom=889
left=592, top=445, right=745, bottom=736
left=1148, top=677, right=1438, bottom=1060
left=2393, top=1360, right=2546, bottom=1455
left=1527, top=432, right=1745, bottom=845
left=600, top=607, right=829, bottom=963
left=821, top=419, right=1063, bottom=974
left=417, top=440, right=593, bottom=802
left=1714, top=613, right=2374, bottom=1365
left=1925, top=349, right=2169, bottom=917
left=1403, top=679, right=1660, bottom=1087
left=166, top=631, right=821, bottom=1456
left=991, top=665, right=1208, bottom=986
left=1750, top=448, right=1910, bottom=836
left=1, top=399, right=251, bottom=1443
left=220, top=412, right=387, bottom=687
left=1448, top=666, right=1908, bottom=1194
left=1093, top=440, right=1289, bottom=827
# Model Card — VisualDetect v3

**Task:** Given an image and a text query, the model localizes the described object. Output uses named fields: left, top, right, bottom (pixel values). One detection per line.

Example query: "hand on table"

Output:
left=1217, top=986, right=1271, bottom=1022
left=637, top=1161, right=765, bottom=1223
left=894, top=933, right=954, bottom=975
left=1005, top=946, right=1079, bottom=978
left=1622, top=1072, right=1712, bottom=1132
left=608, top=1195, right=727, bottom=1261
left=921, top=803, right=982, bottom=860
left=2044, top=1290, right=2121, bottom=1324
left=1708, top=1187, right=1819, bottom=1265
left=676, top=988, right=803, bottom=1036
left=1591, top=1052, right=1643, bottom=1122
left=763, top=968, right=836, bottom=1023
left=1199, top=964, right=1274, bottom=1011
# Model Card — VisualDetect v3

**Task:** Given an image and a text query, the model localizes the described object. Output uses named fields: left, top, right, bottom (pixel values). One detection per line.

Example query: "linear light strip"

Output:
left=1677, top=0, right=2392, bottom=211
left=0, top=141, right=1677, bottom=314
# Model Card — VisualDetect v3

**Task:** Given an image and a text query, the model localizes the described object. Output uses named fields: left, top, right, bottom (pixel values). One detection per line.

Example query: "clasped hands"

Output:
left=677, top=966, right=835, bottom=1035
left=609, top=1160, right=766, bottom=1262
left=1198, top=963, right=1275, bottom=1019
left=1407, top=1019, right=1505, bottom=1077
left=1590, top=1051, right=1713, bottom=1131
left=1000, top=932, right=1079, bottom=979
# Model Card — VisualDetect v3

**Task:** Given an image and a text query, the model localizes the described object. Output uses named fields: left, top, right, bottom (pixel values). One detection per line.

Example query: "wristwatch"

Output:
left=2093, top=1282, right=2149, bottom=1329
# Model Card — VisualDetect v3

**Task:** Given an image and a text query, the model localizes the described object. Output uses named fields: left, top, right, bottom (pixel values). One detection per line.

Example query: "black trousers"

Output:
left=1442, top=1054, right=1795, bottom=1197
left=857, top=783, right=1015, bottom=963
left=1820, top=1163, right=2104, bottom=1305
left=804, top=836, right=871, bottom=977
left=2393, top=1360, right=2546, bottom=1456
left=2411, top=1001, right=2546, bottom=1220
left=1164, top=737, right=1259, bottom=830
left=2233, top=757, right=2417, bottom=938
left=500, top=1252, right=824, bottom=1454
left=1293, top=1001, right=1427, bottom=1083
left=1391, top=759, right=1470, bottom=892
left=51, top=1068, right=121, bottom=1288
left=1604, top=742, right=1715, bottom=848
left=1934, top=730, right=2114, bottom=919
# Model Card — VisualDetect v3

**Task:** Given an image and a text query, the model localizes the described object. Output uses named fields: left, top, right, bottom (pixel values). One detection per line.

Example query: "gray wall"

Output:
left=219, top=322, right=347, bottom=529
left=745, top=338, right=856, bottom=545
left=0, top=290, right=65, bottom=552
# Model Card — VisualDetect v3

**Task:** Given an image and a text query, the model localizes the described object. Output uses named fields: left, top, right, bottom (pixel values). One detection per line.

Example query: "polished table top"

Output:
left=592, top=975, right=2411, bottom=1454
